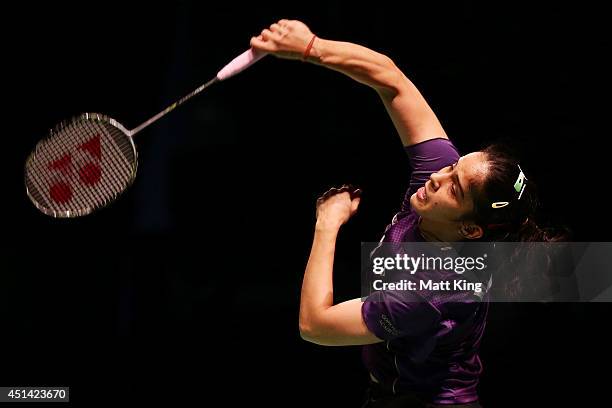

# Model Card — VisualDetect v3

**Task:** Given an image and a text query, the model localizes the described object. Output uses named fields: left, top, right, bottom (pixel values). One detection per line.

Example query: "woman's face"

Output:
left=410, top=152, right=490, bottom=224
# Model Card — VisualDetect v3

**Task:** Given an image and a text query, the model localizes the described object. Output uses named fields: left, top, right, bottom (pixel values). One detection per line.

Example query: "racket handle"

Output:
left=216, top=48, right=266, bottom=81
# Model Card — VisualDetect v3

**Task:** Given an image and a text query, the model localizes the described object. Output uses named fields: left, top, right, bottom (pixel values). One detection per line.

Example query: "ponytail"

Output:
left=466, top=143, right=571, bottom=299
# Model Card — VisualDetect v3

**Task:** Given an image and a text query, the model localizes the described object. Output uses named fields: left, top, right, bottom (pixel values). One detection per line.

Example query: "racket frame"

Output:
left=25, top=113, right=138, bottom=218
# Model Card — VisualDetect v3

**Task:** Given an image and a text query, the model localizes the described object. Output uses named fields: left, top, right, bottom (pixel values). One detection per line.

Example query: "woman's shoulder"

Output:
left=404, top=137, right=461, bottom=168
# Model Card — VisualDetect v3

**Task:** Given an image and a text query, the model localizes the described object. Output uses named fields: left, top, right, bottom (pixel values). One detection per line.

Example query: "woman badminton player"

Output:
left=250, top=20, right=559, bottom=407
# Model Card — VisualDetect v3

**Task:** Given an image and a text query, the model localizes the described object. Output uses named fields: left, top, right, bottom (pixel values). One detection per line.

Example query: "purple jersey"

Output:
left=361, top=138, right=488, bottom=404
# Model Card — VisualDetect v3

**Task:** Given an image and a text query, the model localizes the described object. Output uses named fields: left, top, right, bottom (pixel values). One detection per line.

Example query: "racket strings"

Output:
left=28, top=122, right=93, bottom=213
left=32, top=120, right=127, bottom=213
left=81, top=121, right=131, bottom=201
left=28, top=125, right=90, bottom=211
left=25, top=116, right=137, bottom=217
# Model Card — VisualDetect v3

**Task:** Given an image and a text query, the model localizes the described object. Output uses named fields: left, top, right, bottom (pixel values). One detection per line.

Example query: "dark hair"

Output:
left=465, top=143, right=568, bottom=243
left=465, top=143, right=571, bottom=299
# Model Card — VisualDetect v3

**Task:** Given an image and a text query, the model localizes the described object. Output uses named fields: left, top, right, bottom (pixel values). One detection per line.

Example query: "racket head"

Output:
left=25, top=113, right=138, bottom=218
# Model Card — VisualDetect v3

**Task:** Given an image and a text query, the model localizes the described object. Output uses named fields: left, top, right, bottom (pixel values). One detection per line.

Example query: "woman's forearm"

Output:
left=299, top=225, right=338, bottom=336
left=307, top=38, right=403, bottom=96
left=307, top=37, right=447, bottom=145
left=250, top=19, right=448, bottom=146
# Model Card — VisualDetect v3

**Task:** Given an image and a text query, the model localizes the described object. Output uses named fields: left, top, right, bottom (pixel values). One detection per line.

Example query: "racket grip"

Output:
left=216, top=48, right=266, bottom=81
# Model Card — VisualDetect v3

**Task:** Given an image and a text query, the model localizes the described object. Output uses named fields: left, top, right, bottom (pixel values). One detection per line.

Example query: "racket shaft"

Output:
left=130, top=48, right=265, bottom=137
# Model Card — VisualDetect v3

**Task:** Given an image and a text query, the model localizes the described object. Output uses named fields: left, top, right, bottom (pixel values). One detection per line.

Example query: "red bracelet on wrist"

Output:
left=302, top=35, right=317, bottom=61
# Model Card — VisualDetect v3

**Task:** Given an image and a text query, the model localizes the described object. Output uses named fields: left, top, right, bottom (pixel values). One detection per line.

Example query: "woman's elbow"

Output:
left=299, top=318, right=325, bottom=344
left=300, top=328, right=330, bottom=345
left=299, top=318, right=316, bottom=341
left=300, top=328, right=315, bottom=343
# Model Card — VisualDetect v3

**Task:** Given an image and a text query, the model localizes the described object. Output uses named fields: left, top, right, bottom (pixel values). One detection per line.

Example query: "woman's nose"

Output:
left=429, top=172, right=442, bottom=190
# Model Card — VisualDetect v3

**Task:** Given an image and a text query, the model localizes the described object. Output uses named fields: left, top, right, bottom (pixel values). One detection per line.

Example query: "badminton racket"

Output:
left=24, top=48, right=265, bottom=218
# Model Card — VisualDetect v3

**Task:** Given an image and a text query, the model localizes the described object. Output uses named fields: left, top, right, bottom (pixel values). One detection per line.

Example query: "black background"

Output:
left=3, top=1, right=611, bottom=406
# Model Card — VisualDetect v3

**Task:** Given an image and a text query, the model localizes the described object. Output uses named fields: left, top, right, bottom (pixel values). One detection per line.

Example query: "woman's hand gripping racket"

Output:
left=24, top=48, right=265, bottom=218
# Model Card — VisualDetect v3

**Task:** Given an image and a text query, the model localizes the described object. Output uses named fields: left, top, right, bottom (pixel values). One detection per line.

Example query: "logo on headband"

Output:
left=491, top=164, right=527, bottom=209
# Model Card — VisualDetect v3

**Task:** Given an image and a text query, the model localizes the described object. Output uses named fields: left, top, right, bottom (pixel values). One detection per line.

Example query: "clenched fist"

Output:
left=250, top=19, right=317, bottom=60
left=315, top=184, right=362, bottom=231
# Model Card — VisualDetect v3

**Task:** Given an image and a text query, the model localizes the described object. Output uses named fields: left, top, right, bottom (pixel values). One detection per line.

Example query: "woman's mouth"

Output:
left=417, top=186, right=427, bottom=202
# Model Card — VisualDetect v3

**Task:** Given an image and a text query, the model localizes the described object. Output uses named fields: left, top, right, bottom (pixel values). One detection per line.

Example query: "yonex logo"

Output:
left=47, top=134, right=102, bottom=204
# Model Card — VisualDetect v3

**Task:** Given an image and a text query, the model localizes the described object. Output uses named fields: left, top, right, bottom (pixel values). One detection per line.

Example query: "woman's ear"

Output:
left=459, top=222, right=484, bottom=240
